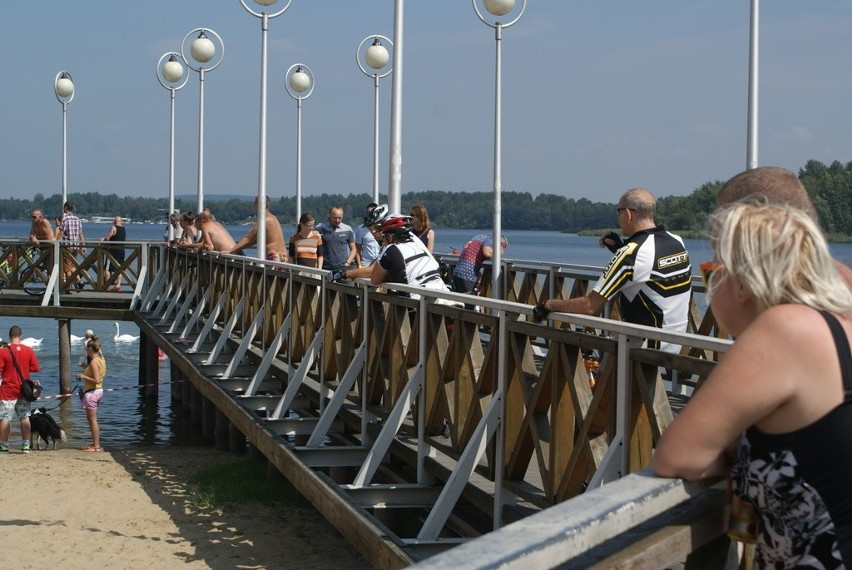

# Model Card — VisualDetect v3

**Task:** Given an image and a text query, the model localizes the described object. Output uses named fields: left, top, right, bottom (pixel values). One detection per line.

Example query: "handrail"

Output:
left=410, top=469, right=730, bottom=569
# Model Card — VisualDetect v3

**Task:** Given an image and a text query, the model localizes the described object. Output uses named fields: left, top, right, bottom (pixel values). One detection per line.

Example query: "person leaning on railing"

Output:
left=653, top=198, right=852, bottom=567
left=533, top=188, right=692, bottom=354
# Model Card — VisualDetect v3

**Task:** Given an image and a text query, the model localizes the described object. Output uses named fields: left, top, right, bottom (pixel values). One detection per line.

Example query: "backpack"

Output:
left=20, top=378, right=42, bottom=403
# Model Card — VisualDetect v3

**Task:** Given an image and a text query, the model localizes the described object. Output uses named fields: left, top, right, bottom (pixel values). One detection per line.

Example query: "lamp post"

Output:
left=54, top=71, right=75, bottom=207
left=181, top=28, right=224, bottom=215
left=746, top=0, right=759, bottom=170
left=356, top=35, right=393, bottom=205
left=156, top=53, right=189, bottom=242
left=472, top=0, right=525, bottom=301
left=239, top=0, right=292, bottom=260
left=473, top=0, right=524, bottom=534
left=285, top=64, right=315, bottom=223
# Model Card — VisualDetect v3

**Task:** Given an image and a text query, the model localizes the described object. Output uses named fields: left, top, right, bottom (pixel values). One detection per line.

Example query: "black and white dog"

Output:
left=29, top=408, right=68, bottom=450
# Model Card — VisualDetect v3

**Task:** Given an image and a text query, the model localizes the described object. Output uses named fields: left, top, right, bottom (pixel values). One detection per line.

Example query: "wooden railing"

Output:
left=143, top=245, right=732, bottom=566
left=0, top=239, right=156, bottom=306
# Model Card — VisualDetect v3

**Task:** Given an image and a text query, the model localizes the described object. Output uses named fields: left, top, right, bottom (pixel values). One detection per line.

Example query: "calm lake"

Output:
left=1, top=220, right=850, bottom=448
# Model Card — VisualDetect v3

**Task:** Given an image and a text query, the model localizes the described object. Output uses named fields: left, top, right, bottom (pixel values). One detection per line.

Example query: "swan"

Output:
left=70, top=334, right=84, bottom=343
left=113, top=322, right=140, bottom=342
left=22, top=337, right=42, bottom=348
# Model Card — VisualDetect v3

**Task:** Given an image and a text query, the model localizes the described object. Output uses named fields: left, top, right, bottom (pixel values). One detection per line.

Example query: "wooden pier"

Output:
left=0, top=239, right=734, bottom=568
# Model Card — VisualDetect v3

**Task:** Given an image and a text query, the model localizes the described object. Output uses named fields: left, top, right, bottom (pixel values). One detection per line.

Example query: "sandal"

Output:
left=82, top=444, right=102, bottom=452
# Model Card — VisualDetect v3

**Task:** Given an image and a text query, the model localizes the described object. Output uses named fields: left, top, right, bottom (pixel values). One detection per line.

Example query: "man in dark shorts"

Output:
left=102, top=216, right=126, bottom=291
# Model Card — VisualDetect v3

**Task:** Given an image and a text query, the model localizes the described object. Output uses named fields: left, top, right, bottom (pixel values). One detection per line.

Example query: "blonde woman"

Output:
left=409, top=205, right=435, bottom=254
left=654, top=198, right=852, bottom=566
left=77, top=337, right=106, bottom=452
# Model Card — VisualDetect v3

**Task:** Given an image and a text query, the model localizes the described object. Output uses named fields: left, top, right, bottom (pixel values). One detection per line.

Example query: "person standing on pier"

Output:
left=181, top=210, right=236, bottom=254
left=229, top=197, right=288, bottom=262
left=354, top=203, right=381, bottom=268
left=317, top=205, right=356, bottom=272
left=101, top=216, right=126, bottom=291
left=532, top=188, right=692, bottom=353
left=653, top=199, right=852, bottom=566
left=716, top=166, right=852, bottom=289
left=410, top=205, right=436, bottom=254
left=28, top=209, right=55, bottom=245
left=55, top=201, right=87, bottom=291
left=451, top=234, right=508, bottom=298
left=288, top=213, right=324, bottom=268
left=368, top=215, right=450, bottom=299
left=77, top=337, right=106, bottom=452
left=0, top=325, right=41, bottom=454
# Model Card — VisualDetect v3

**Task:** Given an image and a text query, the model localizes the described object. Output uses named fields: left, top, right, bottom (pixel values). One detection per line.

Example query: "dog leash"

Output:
left=37, top=378, right=187, bottom=402
left=37, top=380, right=81, bottom=412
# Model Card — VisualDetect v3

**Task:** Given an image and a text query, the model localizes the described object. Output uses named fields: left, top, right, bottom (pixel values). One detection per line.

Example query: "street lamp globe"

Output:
left=55, top=73, right=75, bottom=98
left=162, top=56, right=185, bottom=84
left=253, top=0, right=277, bottom=5
left=191, top=31, right=216, bottom=63
left=290, top=66, right=311, bottom=93
left=365, top=38, right=389, bottom=70
left=484, top=0, right=515, bottom=16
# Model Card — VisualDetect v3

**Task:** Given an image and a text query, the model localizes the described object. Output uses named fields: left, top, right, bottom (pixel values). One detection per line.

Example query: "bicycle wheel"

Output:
left=23, top=274, right=47, bottom=296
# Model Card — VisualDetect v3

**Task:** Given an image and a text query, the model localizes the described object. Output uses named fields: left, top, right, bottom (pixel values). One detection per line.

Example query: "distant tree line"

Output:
left=1, top=159, right=849, bottom=236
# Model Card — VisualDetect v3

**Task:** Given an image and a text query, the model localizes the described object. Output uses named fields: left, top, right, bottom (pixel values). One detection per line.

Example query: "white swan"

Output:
left=113, top=322, right=140, bottom=342
left=70, top=334, right=84, bottom=343
left=22, top=337, right=42, bottom=348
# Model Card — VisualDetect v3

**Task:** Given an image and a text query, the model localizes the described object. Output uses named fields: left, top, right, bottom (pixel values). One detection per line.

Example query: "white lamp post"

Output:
left=239, top=0, right=292, bottom=260
left=472, top=0, right=524, bottom=535
left=181, top=28, right=224, bottom=216
left=54, top=71, right=75, bottom=207
left=156, top=53, right=189, bottom=242
left=285, top=64, right=315, bottom=223
left=357, top=35, right=394, bottom=205
left=746, top=0, right=759, bottom=170
left=472, top=0, right=525, bottom=301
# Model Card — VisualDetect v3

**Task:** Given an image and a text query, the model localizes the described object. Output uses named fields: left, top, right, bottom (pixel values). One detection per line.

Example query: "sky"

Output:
left=2, top=1, right=851, bottom=208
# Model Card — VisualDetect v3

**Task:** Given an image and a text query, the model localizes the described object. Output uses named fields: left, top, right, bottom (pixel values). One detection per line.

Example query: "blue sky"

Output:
left=2, top=1, right=851, bottom=207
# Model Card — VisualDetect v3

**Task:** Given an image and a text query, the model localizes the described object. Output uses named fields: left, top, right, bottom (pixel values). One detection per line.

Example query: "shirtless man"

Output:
left=230, top=197, right=288, bottom=262
left=181, top=210, right=236, bottom=253
left=28, top=210, right=55, bottom=244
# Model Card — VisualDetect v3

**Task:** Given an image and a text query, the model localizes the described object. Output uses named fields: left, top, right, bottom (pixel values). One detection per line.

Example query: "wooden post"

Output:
left=214, top=409, right=230, bottom=450
left=190, top=383, right=203, bottom=427
left=229, top=422, right=246, bottom=454
left=202, top=396, right=215, bottom=440
left=139, top=332, right=159, bottom=395
left=170, top=362, right=182, bottom=402
left=182, top=371, right=193, bottom=410
left=57, top=319, right=72, bottom=395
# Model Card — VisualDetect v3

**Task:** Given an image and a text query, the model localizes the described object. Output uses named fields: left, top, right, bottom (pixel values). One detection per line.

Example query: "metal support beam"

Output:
left=243, top=314, right=291, bottom=396
left=203, top=298, right=244, bottom=365
left=306, top=341, right=366, bottom=447
left=418, top=392, right=502, bottom=541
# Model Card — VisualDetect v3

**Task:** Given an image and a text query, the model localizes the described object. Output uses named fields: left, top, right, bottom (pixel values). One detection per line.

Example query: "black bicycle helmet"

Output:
left=364, top=203, right=389, bottom=227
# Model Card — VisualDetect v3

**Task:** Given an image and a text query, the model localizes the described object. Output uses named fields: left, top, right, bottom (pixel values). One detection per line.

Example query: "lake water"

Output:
left=2, top=221, right=850, bottom=449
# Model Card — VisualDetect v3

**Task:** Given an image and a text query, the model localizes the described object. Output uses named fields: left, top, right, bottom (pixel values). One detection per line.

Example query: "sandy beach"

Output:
left=1, top=446, right=371, bottom=569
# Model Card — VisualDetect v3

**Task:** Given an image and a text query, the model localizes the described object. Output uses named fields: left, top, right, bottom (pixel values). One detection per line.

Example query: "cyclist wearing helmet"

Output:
left=370, top=214, right=449, bottom=299
left=355, top=203, right=382, bottom=268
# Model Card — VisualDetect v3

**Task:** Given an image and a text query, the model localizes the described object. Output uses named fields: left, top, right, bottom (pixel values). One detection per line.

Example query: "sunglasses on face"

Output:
left=700, top=261, right=720, bottom=289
